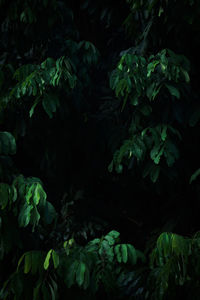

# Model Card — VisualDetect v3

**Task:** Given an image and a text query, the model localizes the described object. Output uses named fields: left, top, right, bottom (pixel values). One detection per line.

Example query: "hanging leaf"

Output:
left=24, top=252, right=32, bottom=274
left=76, top=261, right=86, bottom=287
left=161, top=125, right=167, bottom=141
left=18, top=203, right=33, bottom=227
left=52, top=250, right=59, bottom=269
left=43, top=201, right=57, bottom=224
left=33, top=183, right=42, bottom=205
left=29, top=97, right=41, bottom=118
left=150, top=165, right=160, bottom=182
left=0, top=132, right=16, bottom=155
left=190, top=168, right=200, bottom=184
left=165, top=84, right=180, bottom=99
left=0, top=183, right=10, bottom=209
left=44, top=249, right=53, bottom=270
left=30, top=207, right=40, bottom=231
left=42, top=93, right=60, bottom=118
left=127, top=244, right=137, bottom=265
left=115, top=245, right=122, bottom=263
left=65, top=260, right=79, bottom=288
left=121, top=244, right=128, bottom=263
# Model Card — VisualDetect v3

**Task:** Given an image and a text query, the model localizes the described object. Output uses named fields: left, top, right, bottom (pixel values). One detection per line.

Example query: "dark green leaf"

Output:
left=165, top=84, right=180, bottom=99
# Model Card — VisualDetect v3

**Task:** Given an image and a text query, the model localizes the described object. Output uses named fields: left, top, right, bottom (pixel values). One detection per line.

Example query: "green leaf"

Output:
left=31, top=251, right=43, bottom=275
left=25, top=184, right=34, bottom=204
left=29, top=97, right=40, bottom=118
left=33, top=283, right=41, bottom=300
left=127, top=244, right=137, bottom=265
left=11, top=186, right=17, bottom=202
left=150, top=165, right=160, bottom=182
left=161, top=125, right=167, bottom=141
left=190, top=168, right=200, bottom=184
left=24, top=253, right=32, bottom=274
left=104, top=235, right=115, bottom=246
left=30, top=207, right=40, bottom=231
left=43, top=201, right=57, bottom=224
left=18, top=203, right=33, bottom=227
left=115, top=245, right=122, bottom=263
left=42, top=93, right=60, bottom=118
left=83, top=267, right=90, bottom=290
left=0, top=183, right=10, bottom=209
left=107, top=230, right=120, bottom=240
left=147, top=60, right=159, bottom=77
left=52, top=250, right=59, bottom=268
left=33, top=183, right=41, bottom=205
left=76, top=261, right=86, bottom=287
left=99, top=240, right=114, bottom=262
left=121, top=244, right=128, bottom=263
left=17, top=253, right=25, bottom=271
left=42, top=283, right=50, bottom=300
left=164, top=140, right=179, bottom=167
left=48, top=283, right=56, bottom=300
left=150, top=144, right=164, bottom=164
left=165, top=84, right=180, bottom=99
left=139, top=104, right=152, bottom=116
left=65, top=260, right=79, bottom=288
left=181, top=68, right=190, bottom=82
left=44, top=249, right=53, bottom=270
left=0, top=132, right=16, bottom=155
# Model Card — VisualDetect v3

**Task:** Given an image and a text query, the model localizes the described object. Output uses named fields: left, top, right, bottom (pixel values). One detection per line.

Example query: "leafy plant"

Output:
left=109, top=49, right=189, bottom=181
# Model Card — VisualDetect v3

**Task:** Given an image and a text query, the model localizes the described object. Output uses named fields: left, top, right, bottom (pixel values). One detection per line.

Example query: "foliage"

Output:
left=0, top=0, right=200, bottom=299
left=0, top=230, right=144, bottom=299
left=109, top=49, right=189, bottom=181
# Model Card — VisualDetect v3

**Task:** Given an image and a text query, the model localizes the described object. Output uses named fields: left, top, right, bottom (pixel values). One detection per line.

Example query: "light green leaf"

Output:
left=161, top=125, right=167, bottom=141
left=147, top=60, right=159, bottom=77
left=18, top=203, right=33, bottom=227
left=107, top=230, right=120, bottom=240
left=52, top=250, right=59, bottom=269
left=33, top=183, right=41, bottom=205
left=121, top=244, right=128, bottom=263
left=25, top=184, right=34, bottom=204
left=44, top=249, right=53, bottom=270
left=104, top=235, right=115, bottom=246
left=115, top=245, right=122, bottom=263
